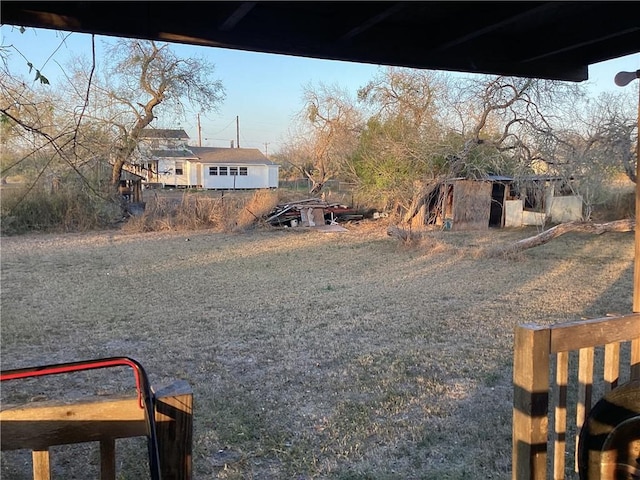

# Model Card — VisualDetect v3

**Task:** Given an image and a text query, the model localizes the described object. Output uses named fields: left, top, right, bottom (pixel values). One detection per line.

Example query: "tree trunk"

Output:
left=310, top=181, right=325, bottom=195
left=111, top=157, right=127, bottom=188
left=403, top=178, right=443, bottom=224
left=485, top=219, right=635, bottom=257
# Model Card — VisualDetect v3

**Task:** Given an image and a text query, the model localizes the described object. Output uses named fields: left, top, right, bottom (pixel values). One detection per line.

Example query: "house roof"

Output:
left=150, top=149, right=197, bottom=159
left=189, top=147, right=278, bottom=165
left=139, top=129, right=190, bottom=139
left=2, top=2, right=639, bottom=82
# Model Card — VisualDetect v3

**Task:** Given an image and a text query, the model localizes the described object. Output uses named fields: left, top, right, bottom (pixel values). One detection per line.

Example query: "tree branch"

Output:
left=483, top=219, right=635, bottom=257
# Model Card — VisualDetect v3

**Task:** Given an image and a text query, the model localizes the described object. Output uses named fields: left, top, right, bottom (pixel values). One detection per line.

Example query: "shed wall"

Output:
left=452, top=180, right=491, bottom=230
left=505, top=200, right=523, bottom=227
left=549, top=195, right=583, bottom=223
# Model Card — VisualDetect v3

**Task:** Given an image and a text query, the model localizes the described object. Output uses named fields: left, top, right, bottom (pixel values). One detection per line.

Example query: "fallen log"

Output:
left=486, top=219, right=635, bottom=257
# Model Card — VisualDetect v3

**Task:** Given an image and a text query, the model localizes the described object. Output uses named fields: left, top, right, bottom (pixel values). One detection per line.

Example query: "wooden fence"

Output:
left=512, top=313, right=640, bottom=479
left=0, top=380, right=192, bottom=480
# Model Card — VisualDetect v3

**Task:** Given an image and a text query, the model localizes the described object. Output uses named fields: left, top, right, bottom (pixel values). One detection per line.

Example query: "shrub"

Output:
left=234, top=190, right=280, bottom=231
left=0, top=183, right=121, bottom=235
left=121, top=189, right=280, bottom=234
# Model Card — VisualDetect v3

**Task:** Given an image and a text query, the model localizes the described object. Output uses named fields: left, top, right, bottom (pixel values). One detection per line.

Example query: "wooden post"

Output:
left=154, top=380, right=193, bottom=480
left=32, top=449, right=50, bottom=480
left=512, top=324, right=551, bottom=480
left=634, top=78, right=640, bottom=313
left=100, top=439, right=116, bottom=480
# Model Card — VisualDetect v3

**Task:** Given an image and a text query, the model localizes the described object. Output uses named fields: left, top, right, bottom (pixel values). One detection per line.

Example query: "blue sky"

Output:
left=2, top=26, right=639, bottom=155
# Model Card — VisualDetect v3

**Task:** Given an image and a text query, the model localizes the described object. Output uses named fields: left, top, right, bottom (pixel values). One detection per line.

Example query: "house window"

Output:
left=219, top=166, right=228, bottom=176
left=209, top=166, right=218, bottom=175
left=230, top=167, right=238, bottom=176
left=239, top=167, right=248, bottom=176
left=175, top=161, right=184, bottom=175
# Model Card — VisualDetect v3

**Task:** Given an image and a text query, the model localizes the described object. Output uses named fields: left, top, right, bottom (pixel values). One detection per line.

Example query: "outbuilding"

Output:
left=189, top=147, right=279, bottom=190
left=421, top=175, right=583, bottom=230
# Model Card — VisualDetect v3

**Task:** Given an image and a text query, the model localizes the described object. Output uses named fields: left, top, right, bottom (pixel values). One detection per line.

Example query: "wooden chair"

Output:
left=1, top=357, right=192, bottom=480
left=512, top=313, right=640, bottom=479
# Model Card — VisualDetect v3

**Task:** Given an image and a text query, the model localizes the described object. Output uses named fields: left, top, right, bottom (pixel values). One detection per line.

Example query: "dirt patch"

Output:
left=0, top=222, right=634, bottom=478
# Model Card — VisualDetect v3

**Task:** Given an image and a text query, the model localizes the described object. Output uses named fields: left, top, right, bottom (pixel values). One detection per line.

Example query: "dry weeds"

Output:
left=0, top=222, right=634, bottom=479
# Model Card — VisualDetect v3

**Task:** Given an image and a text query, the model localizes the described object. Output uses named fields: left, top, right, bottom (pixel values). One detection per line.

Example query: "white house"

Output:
left=133, top=129, right=194, bottom=186
left=189, top=147, right=279, bottom=190
left=133, top=129, right=279, bottom=189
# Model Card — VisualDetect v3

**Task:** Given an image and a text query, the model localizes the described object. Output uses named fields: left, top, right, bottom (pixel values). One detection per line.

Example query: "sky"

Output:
left=2, top=25, right=639, bottom=155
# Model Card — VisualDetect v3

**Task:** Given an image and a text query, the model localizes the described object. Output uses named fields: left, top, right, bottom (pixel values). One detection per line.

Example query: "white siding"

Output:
left=268, top=165, right=279, bottom=188
left=157, top=158, right=189, bottom=187
left=202, top=164, right=273, bottom=189
left=188, top=163, right=200, bottom=187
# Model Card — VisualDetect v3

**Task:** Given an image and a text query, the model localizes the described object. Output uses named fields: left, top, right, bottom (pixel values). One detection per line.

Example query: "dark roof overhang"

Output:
left=2, top=2, right=638, bottom=81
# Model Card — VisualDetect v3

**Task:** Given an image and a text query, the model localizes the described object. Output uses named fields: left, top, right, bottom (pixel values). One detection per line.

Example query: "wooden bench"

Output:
left=1, top=357, right=192, bottom=480
left=1, top=380, right=192, bottom=480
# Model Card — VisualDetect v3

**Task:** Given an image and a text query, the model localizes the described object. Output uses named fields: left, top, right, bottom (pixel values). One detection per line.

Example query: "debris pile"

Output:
left=265, top=198, right=363, bottom=227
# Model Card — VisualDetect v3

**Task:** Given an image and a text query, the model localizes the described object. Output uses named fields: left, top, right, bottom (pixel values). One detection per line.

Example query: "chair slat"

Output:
left=632, top=338, right=640, bottom=380
left=604, top=343, right=620, bottom=393
left=553, top=350, right=569, bottom=480
left=576, top=347, right=594, bottom=472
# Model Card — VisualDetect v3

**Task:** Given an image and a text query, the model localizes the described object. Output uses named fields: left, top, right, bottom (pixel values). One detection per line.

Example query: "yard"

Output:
left=0, top=221, right=634, bottom=479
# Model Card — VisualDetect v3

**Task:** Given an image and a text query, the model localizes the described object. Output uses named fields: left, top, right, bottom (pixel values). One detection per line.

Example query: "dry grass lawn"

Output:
left=0, top=221, right=634, bottom=479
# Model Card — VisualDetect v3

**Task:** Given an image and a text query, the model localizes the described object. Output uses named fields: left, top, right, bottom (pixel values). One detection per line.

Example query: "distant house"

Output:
left=132, top=128, right=279, bottom=189
left=190, top=146, right=279, bottom=190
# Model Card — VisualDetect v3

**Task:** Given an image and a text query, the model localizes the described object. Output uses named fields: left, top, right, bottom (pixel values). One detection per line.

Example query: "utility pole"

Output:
left=264, top=142, right=270, bottom=156
left=197, top=113, right=202, bottom=147
left=236, top=115, right=240, bottom=148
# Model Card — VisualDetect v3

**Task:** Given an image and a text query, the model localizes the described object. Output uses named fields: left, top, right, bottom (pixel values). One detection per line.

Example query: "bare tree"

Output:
left=2, top=36, right=225, bottom=190
left=353, top=68, right=449, bottom=213
left=1, top=34, right=228, bottom=232
left=392, top=75, right=588, bottom=224
left=0, top=68, right=81, bottom=188
left=579, top=92, right=636, bottom=184
left=73, top=39, right=226, bottom=187
left=444, top=75, right=586, bottom=176
left=281, top=83, right=362, bottom=194
left=526, top=91, right=637, bottom=220
left=357, top=67, right=446, bottom=129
